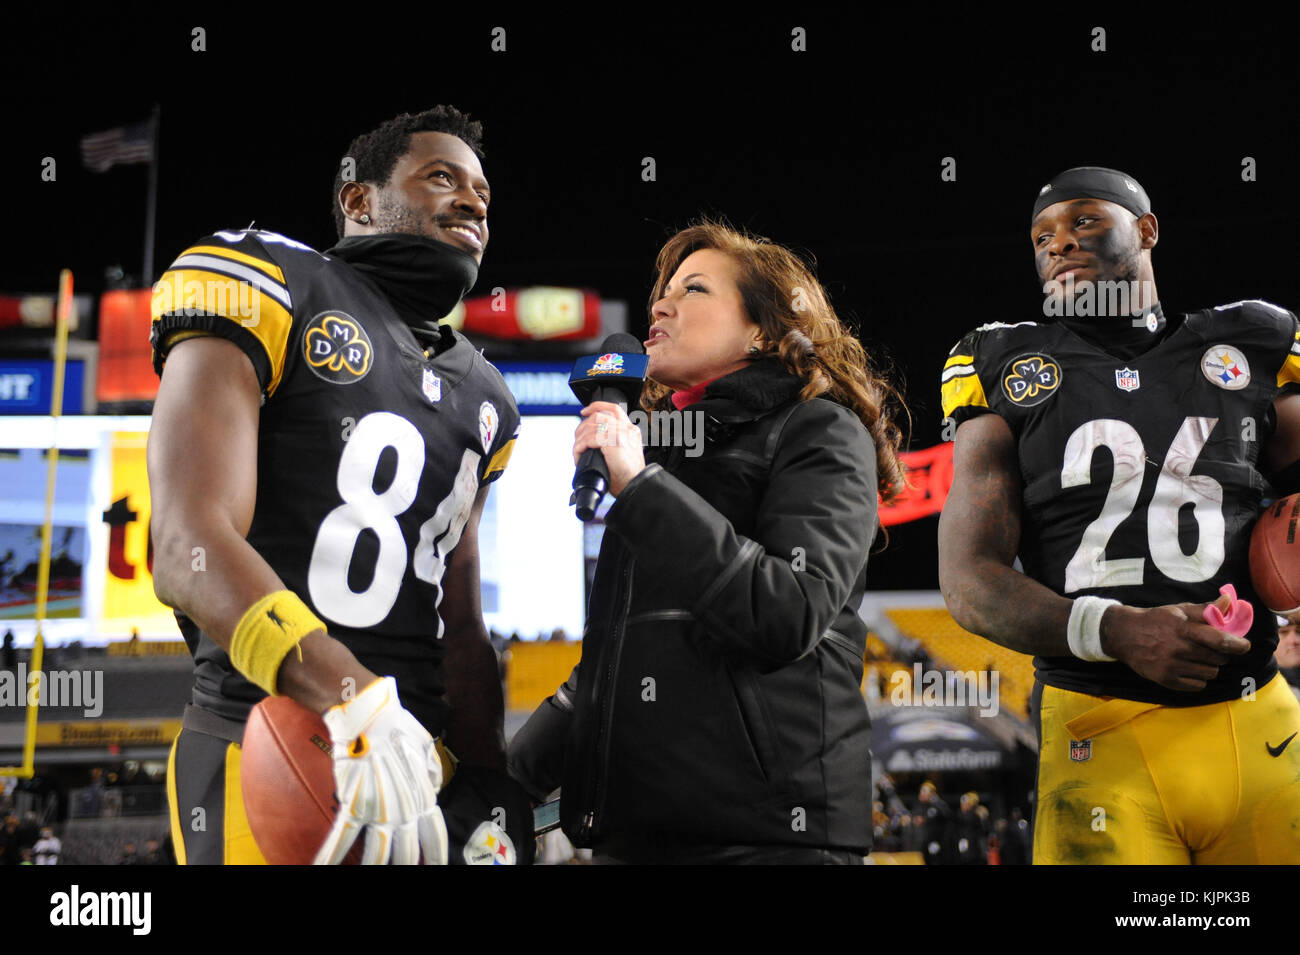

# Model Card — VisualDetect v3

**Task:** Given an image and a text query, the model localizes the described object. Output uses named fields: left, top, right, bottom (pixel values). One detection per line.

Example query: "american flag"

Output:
left=79, top=119, right=155, bottom=173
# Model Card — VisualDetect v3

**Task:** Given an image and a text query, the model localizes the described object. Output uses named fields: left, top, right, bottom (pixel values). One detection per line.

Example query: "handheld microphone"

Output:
left=568, top=333, right=649, bottom=520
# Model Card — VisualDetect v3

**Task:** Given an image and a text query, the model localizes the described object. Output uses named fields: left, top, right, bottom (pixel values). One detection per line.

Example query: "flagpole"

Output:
left=142, top=103, right=160, bottom=284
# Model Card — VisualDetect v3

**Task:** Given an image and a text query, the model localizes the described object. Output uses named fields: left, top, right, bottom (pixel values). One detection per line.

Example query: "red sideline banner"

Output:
left=0, top=293, right=92, bottom=331
left=444, top=287, right=601, bottom=341
left=879, top=442, right=954, bottom=527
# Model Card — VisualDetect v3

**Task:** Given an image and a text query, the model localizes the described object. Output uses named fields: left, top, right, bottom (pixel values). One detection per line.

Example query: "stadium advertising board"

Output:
left=0, top=414, right=586, bottom=644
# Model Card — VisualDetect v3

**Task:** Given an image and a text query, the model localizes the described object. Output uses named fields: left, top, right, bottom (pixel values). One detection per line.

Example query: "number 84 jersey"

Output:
left=151, top=229, right=520, bottom=731
left=941, top=300, right=1300, bottom=705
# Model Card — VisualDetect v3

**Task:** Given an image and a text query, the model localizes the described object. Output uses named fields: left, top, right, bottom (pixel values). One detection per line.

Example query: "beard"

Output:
left=370, top=193, right=427, bottom=236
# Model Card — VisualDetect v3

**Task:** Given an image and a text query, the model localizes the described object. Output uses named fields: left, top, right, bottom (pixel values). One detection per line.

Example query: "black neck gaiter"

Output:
left=327, top=233, right=478, bottom=350
left=1060, top=302, right=1175, bottom=361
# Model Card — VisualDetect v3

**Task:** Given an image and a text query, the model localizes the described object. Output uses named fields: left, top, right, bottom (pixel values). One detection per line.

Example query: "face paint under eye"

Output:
left=1078, top=223, right=1140, bottom=283
left=1035, top=249, right=1051, bottom=277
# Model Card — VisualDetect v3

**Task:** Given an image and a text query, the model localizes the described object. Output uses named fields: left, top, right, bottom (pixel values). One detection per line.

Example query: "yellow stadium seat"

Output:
left=884, top=608, right=1035, bottom=720
left=505, top=641, right=584, bottom=711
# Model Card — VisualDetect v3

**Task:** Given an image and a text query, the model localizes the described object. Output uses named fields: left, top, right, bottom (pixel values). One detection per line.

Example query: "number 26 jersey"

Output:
left=150, top=229, right=520, bottom=732
left=941, top=300, right=1300, bottom=705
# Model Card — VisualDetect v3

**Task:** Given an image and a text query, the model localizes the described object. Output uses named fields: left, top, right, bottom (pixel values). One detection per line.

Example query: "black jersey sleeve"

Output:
left=1258, top=301, right=1300, bottom=396
left=482, top=428, right=518, bottom=486
left=940, top=328, right=993, bottom=427
left=476, top=359, right=521, bottom=486
left=150, top=230, right=296, bottom=395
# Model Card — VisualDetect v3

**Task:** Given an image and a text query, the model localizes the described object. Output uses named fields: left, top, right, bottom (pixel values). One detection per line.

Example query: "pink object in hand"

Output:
left=1202, top=583, right=1254, bottom=638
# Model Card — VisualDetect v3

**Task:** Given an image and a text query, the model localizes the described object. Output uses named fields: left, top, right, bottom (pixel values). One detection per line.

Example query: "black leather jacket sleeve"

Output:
left=603, top=399, right=878, bottom=665
left=505, top=663, right=580, bottom=803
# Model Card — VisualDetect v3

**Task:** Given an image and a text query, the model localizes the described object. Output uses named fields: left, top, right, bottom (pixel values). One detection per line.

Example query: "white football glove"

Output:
left=313, top=676, right=448, bottom=865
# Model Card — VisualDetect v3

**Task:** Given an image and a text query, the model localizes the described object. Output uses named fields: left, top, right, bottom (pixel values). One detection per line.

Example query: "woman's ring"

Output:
left=596, top=420, right=609, bottom=434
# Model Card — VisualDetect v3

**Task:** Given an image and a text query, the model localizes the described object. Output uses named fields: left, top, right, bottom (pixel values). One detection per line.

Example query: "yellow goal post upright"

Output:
left=0, top=269, right=74, bottom=778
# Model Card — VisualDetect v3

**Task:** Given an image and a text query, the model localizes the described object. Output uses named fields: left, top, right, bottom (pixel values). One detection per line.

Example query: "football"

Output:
left=1249, top=492, right=1300, bottom=613
left=240, top=696, right=359, bottom=865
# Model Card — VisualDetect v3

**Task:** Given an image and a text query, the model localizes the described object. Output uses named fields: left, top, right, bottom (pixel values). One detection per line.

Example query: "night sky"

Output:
left=5, top=13, right=1296, bottom=588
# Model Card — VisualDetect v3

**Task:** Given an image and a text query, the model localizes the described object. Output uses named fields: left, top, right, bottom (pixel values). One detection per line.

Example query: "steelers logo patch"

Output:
left=1201, top=345, right=1251, bottom=391
left=462, top=821, right=516, bottom=865
left=1002, top=353, right=1062, bottom=406
left=304, top=311, right=373, bottom=384
left=479, top=401, right=499, bottom=453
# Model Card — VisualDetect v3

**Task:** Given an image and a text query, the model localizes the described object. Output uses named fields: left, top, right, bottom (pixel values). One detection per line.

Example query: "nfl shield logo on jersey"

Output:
left=1115, top=368, right=1140, bottom=392
left=421, top=368, right=441, bottom=403
left=1069, top=738, right=1092, bottom=762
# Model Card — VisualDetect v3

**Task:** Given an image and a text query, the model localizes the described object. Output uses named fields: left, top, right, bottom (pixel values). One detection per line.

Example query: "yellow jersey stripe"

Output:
left=166, top=255, right=291, bottom=310
left=941, top=370, right=989, bottom=419
left=152, top=267, right=294, bottom=395
left=943, top=353, right=976, bottom=370
left=181, top=244, right=286, bottom=285
left=941, top=363, right=977, bottom=384
left=484, top=437, right=516, bottom=478
left=1277, top=352, right=1300, bottom=389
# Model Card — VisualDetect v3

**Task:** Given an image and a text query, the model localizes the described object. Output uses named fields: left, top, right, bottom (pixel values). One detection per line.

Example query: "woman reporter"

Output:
left=509, top=221, right=907, bottom=864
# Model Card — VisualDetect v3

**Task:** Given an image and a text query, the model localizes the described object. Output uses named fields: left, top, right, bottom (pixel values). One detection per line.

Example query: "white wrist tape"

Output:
left=1067, top=596, right=1120, bottom=662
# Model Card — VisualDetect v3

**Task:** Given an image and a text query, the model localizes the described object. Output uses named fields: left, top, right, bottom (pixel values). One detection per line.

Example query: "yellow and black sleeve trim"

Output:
left=941, top=353, right=989, bottom=420
left=150, top=239, right=295, bottom=395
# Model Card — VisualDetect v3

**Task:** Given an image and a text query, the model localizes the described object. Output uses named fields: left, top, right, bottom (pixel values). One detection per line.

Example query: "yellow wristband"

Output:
left=229, top=590, right=324, bottom=696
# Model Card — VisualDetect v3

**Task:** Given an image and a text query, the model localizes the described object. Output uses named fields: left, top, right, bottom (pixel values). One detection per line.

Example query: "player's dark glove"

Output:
left=440, top=764, right=537, bottom=865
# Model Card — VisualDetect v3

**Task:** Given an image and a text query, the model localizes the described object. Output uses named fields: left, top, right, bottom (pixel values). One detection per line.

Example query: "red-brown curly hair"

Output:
left=643, top=220, right=909, bottom=503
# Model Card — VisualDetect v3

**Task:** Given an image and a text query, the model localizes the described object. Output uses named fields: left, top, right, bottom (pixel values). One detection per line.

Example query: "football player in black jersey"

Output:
left=939, top=167, right=1300, bottom=864
left=148, top=107, right=530, bottom=864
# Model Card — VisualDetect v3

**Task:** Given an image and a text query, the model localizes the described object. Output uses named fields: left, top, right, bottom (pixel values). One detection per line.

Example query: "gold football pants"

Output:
left=167, top=715, right=457, bottom=865
left=1033, top=672, right=1300, bottom=864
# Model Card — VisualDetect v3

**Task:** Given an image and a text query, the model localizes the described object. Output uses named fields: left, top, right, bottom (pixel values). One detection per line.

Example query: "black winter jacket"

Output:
left=508, top=358, right=879, bottom=853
